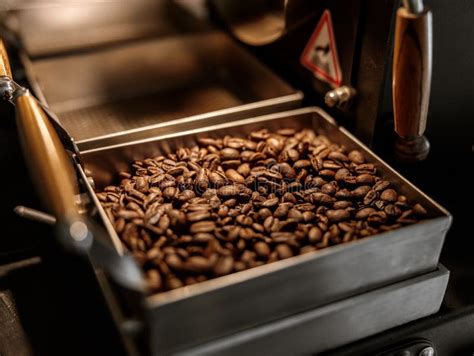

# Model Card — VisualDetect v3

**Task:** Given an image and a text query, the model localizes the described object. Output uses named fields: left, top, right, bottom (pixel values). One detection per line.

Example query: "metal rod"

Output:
left=403, top=0, right=424, bottom=15
left=14, top=205, right=56, bottom=225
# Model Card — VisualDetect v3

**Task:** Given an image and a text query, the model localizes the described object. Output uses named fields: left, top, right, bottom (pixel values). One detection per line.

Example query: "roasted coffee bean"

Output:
left=225, top=169, right=245, bottom=184
left=262, top=198, right=279, bottom=208
left=384, top=204, right=401, bottom=217
left=254, top=242, right=271, bottom=258
left=363, top=190, right=378, bottom=205
left=190, top=221, right=216, bottom=233
left=275, top=244, right=293, bottom=259
left=221, top=148, right=240, bottom=160
left=321, top=183, right=337, bottom=196
left=287, top=209, right=303, bottom=222
left=311, top=192, right=334, bottom=206
left=308, top=227, right=323, bottom=243
left=348, top=150, right=365, bottom=164
left=355, top=207, right=376, bottom=220
left=373, top=180, right=390, bottom=192
left=302, top=211, right=315, bottom=222
left=335, top=168, right=350, bottom=181
left=209, top=171, right=226, bottom=187
left=352, top=185, right=372, bottom=198
left=214, top=256, right=234, bottom=276
left=328, top=151, right=349, bottom=162
left=99, top=128, right=428, bottom=294
left=217, top=185, right=240, bottom=197
left=356, top=174, right=376, bottom=185
left=187, top=210, right=211, bottom=222
left=333, top=201, right=352, bottom=209
left=294, top=159, right=311, bottom=169
left=237, top=163, right=251, bottom=177
left=274, top=204, right=290, bottom=218
left=162, top=186, right=177, bottom=199
left=178, top=189, right=196, bottom=202
left=327, top=209, right=351, bottom=223
left=380, top=189, right=398, bottom=202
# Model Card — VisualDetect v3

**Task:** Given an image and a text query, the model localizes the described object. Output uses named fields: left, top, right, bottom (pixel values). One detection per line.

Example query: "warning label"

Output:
left=300, top=10, right=342, bottom=88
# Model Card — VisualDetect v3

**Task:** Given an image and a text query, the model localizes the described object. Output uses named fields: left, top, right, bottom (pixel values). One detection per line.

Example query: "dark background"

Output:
left=0, top=0, right=473, bottom=355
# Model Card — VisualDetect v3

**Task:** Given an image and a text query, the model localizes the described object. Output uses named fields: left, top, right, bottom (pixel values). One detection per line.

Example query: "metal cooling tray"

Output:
left=79, top=107, right=451, bottom=354
left=21, top=30, right=302, bottom=149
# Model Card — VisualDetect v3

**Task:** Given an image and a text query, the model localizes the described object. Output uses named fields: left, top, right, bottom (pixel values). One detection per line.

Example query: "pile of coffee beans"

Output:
left=96, top=128, right=429, bottom=292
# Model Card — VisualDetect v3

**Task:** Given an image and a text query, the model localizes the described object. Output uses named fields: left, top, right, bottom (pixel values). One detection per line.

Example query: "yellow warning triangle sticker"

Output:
left=300, top=10, right=342, bottom=88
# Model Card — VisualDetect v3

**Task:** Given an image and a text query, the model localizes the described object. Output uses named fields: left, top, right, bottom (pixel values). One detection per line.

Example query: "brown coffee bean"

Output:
left=327, top=209, right=351, bottom=222
left=187, top=210, right=211, bottom=222
left=363, top=190, right=378, bottom=205
left=352, top=185, right=372, bottom=198
left=217, top=185, right=240, bottom=197
left=274, top=204, right=290, bottom=218
left=214, top=256, right=234, bottom=276
left=147, top=270, right=162, bottom=290
left=181, top=257, right=209, bottom=274
left=254, top=242, right=271, bottom=258
left=178, top=189, right=196, bottom=202
left=373, top=180, right=390, bottom=192
left=321, top=183, right=337, bottom=196
left=380, top=189, right=398, bottom=202
left=333, top=201, right=352, bottom=209
left=294, top=160, right=311, bottom=169
left=225, top=169, right=245, bottom=184
left=287, top=209, right=303, bottom=222
left=262, top=197, right=279, bottom=208
left=308, top=227, right=322, bottom=243
left=348, top=150, right=365, bottom=164
left=319, top=169, right=336, bottom=178
left=356, top=174, right=375, bottom=185
left=355, top=207, right=376, bottom=220
left=275, top=244, right=293, bottom=259
left=190, top=221, right=216, bottom=233
left=237, top=163, right=251, bottom=177
left=163, top=186, right=177, bottom=199
left=302, top=211, right=315, bottom=222
left=384, top=204, right=401, bottom=217
left=221, top=147, right=240, bottom=160
left=311, top=192, right=334, bottom=206
left=328, top=151, right=349, bottom=162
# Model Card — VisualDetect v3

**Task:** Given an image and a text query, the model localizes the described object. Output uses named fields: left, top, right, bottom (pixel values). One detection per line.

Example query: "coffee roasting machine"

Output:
left=0, top=0, right=471, bottom=355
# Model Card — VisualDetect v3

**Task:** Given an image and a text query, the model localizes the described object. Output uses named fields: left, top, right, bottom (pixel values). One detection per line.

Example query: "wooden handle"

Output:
left=16, top=94, right=79, bottom=219
left=0, top=39, right=12, bottom=79
left=392, top=8, right=432, bottom=138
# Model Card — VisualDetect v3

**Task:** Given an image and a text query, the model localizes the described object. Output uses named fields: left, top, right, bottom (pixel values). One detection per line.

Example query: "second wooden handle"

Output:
left=392, top=7, right=432, bottom=138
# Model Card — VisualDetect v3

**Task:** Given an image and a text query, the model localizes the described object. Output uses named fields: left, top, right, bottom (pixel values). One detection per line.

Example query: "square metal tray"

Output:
left=21, top=30, right=302, bottom=150
left=79, top=107, right=451, bottom=354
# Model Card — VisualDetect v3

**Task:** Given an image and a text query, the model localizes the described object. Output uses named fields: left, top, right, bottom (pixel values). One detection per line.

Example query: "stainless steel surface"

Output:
left=403, top=0, right=424, bottom=15
left=23, top=30, right=302, bottom=147
left=79, top=107, right=451, bottom=354
left=3, top=0, right=200, bottom=57
left=183, top=266, right=449, bottom=356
